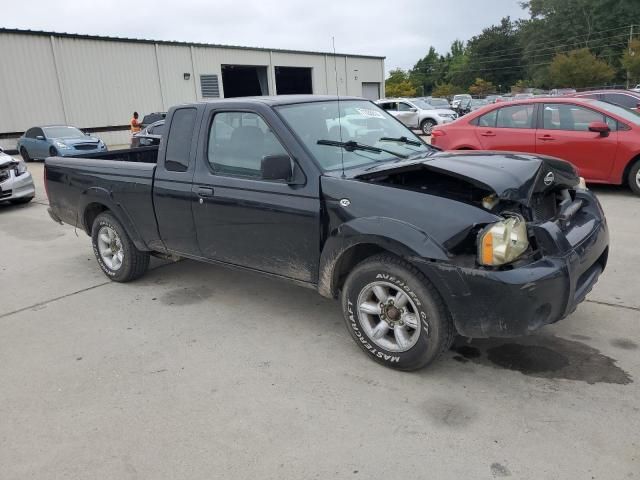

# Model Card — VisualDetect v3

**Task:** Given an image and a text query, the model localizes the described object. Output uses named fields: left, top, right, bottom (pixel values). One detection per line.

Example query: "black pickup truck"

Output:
left=45, top=95, right=609, bottom=370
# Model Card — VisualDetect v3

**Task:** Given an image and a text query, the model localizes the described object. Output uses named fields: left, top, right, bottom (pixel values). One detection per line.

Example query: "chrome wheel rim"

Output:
left=97, top=226, right=124, bottom=271
left=356, top=281, right=421, bottom=352
left=422, top=121, right=434, bottom=135
left=636, top=169, right=640, bottom=188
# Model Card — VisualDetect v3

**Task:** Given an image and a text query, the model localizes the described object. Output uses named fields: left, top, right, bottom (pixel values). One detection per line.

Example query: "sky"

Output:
left=2, top=0, right=529, bottom=74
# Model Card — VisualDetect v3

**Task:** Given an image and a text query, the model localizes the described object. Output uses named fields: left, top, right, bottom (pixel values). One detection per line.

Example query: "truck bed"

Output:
left=45, top=152, right=159, bottom=249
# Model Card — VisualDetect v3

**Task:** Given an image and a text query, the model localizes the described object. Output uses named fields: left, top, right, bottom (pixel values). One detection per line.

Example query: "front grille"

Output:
left=74, top=144, right=99, bottom=151
left=532, top=192, right=558, bottom=221
left=1, top=189, right=12, bottom=198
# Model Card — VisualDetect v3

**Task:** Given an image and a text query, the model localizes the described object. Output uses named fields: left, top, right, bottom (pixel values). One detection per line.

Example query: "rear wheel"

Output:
left=341, top=254, right=454, bottom=371
left=420, top=119, right=437, bottom=135
left=49, top=146, right=58, bottom=157
left=628, top=160, right=640, bottom=196
left=20, top=147, right=32, bottom=162
left=91, top=212, right=150, bottom=282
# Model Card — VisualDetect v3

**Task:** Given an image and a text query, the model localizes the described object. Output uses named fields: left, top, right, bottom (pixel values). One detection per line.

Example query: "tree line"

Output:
left=386, top=0, right=640, bottom=98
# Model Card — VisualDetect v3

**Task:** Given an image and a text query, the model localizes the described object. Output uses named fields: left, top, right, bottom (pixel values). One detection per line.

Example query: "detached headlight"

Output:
left=14, top=161, right=28, bottom=176
left=54, top=140, right=70, bottom=150
left=478, top=214, right=529, bottom=266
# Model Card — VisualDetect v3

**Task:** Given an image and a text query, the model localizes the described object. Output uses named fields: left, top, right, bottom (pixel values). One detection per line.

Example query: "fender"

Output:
left=317, top=216, right=449, bottom=298
left=79, top=186, right=150, bottom=251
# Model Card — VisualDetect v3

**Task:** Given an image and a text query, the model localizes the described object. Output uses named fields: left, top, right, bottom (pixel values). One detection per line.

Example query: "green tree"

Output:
left=385, top=68, right=418, bottom=97
left=432, top=82, right=458, bottom=98
left=622, top=39, right=640, bottom=84
left=548, top=48, right=615, bottom=88
left=468, top=78, right=495, bottom=96
left=410, top=47, right=443, bottom=95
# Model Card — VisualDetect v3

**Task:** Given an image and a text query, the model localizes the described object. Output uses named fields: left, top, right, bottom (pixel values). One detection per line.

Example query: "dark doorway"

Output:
left=275, top=67, right=313, bottom=95
left=221, top=65, right=269, bottom=98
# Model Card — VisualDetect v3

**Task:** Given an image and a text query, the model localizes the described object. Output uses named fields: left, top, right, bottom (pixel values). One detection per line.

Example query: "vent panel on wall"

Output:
left=200, top=74, right=220, bottom=98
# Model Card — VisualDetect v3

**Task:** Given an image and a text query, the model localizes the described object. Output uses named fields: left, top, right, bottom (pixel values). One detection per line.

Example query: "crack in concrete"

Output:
left=0, top=281, right=112, bottom=320
left=585, top=299, right=640, bottom=313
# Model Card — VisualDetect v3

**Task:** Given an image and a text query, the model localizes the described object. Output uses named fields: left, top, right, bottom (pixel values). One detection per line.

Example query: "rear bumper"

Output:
left=419, top=190, right=609, bottom=338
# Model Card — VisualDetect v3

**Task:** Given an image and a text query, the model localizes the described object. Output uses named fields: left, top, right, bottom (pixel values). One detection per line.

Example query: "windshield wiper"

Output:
left=378, top=136, right=422, bottom=147
left=317, top=139, right=408, bottom=159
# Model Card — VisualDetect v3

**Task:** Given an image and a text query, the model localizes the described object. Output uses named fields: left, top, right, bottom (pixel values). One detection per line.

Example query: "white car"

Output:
left=451, top=94, right=472, bottom=110
left=375, top=98, right=458, bottom=135
left=0, top=147, right=35, bottom=205
left=632, top=84, right=640, bottom=93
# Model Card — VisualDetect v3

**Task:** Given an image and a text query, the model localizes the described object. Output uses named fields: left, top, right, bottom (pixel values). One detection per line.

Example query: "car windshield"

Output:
left=410, top=99, right=435, bottom=110
left=43, top=126, right=84, bottom=139
left=429, top=98, right=449, bottom=107
left=276, top=100, right=432, bottom=171
left=591, top=100, right=640, bottom=125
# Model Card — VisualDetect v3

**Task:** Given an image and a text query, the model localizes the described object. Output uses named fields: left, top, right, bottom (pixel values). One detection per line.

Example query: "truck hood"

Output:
left=354, top=150, right=579, bottom=206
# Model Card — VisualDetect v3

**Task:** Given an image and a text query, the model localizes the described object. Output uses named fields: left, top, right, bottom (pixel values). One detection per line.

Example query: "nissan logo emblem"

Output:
left=544, top=172, right=555, bottom=186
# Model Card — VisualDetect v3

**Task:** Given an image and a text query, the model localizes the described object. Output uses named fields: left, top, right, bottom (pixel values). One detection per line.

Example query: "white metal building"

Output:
left=0, top=28, right=385, bottom=150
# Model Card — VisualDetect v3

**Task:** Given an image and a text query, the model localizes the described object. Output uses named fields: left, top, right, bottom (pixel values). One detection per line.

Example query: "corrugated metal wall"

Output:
left=0, top=30, right=384, bottom=149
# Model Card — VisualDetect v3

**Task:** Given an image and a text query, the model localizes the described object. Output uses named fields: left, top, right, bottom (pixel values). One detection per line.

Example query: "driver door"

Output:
left=396, top=102, right=419, bottom=128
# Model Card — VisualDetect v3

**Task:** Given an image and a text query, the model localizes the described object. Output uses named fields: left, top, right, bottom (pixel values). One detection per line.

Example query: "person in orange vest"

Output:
left=130, top=112, right=142, bottom=135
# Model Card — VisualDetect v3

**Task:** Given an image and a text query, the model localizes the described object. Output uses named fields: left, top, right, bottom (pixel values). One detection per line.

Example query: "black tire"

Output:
left=420, top=119, right=437, bottom=136
left=341, top=254, right=455, bottom=371
left=91, top=212, right=150, bottom=282
left=10, top=196, right=34, bottom=205
left=20, top=147, right=32, bottom=162
left=628, top=159, right=640, bottom=196
left=49, top=146, right=58, bottom=157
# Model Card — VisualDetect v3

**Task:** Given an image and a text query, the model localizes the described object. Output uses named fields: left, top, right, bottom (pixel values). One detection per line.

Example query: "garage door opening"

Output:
left=221, top=65, right=269, bottom=98
left=275, top=67, right=312, bottom=95
left=362, top=82, right=381, bottom=101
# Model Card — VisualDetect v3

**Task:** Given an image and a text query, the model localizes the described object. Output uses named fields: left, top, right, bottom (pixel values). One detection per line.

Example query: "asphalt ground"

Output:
left=1, top=159, right=638, bottom=479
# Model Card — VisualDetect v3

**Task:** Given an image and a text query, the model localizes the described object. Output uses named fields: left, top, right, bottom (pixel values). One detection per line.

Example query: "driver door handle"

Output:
left=538, top=135, right=555, bottom=141
left=480, top=131, right=496, bottom=137
left=196, top=187, right=214, bottom=197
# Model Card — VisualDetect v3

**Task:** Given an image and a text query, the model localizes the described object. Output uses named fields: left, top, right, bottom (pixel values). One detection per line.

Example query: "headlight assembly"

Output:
left=54, top=140, right=70, bottom=149
left=14, top=161, right=28, bottom=176
left=478, top=214, right=529, bottom=266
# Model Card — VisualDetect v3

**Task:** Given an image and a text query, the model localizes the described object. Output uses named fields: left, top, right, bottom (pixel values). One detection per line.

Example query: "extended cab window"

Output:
left=495, top=105, right=534, bottom=129
left=207, top=112, right=288, bottom=179
left=165, top=108, right=197, bottom=172
left=543, top=104, right=616, bottom=131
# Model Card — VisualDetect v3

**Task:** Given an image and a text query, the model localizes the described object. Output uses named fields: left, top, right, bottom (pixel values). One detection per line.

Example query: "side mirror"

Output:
left=86, top=132, right=91, bottom=136
left=261, top=154, right=293, bottom=182
left=588, top=121, right=610, bottom=136
left=36, top=135, right=45, bottom=141
left=409, top=107, right=418, bottom=112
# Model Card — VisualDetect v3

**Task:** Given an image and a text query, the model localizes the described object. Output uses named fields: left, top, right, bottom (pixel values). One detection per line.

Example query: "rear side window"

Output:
left=495, top=105, right=535, bottom=129
left=165, top=108, right=196, bottom=172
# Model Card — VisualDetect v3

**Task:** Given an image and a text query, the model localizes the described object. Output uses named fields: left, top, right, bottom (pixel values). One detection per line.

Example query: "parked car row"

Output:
left=375, top=98, right=458, bottom=135
left=431, top=97, right=640, bottom=195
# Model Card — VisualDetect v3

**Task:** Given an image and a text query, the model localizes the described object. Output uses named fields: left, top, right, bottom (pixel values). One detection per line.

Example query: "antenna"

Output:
left=332, top=36, right=345, bottom=178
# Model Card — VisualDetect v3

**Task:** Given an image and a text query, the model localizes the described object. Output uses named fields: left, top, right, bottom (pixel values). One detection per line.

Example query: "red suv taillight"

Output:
left=430, top=129, right=446, bottom=144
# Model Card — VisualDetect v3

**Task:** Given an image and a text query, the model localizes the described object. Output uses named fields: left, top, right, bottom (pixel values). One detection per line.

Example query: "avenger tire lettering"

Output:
left=341, top=254, right=454, bottom=371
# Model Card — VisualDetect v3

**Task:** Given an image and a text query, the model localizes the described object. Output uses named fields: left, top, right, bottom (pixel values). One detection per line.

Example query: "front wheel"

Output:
left=341, top=254, right=454, bottom=371
left=20, top=147, right=32, bottom=162
left=420, top=119, right=437, bottom=135
left=628, top=160, right=640, bottom=196
left=91, top=212, right=150, bottom=282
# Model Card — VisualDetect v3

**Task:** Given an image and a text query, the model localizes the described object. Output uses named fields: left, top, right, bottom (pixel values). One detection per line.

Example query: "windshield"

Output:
left=276, top=100, right=432, bottom=171
left=429, top=98, right=449, bottom=107
left=43, top=126, right=85, bottom=139
left=592, top=100, right=640, bottom=125
left=410, top=99, right=435, bottom=110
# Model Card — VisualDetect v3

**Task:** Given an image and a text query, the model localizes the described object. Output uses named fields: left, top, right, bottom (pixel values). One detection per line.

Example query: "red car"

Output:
left=431, top=98, right=640, bottom=195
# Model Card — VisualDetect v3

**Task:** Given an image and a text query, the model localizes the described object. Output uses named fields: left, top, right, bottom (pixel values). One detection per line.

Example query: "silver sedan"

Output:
left=0, top=148, right=35, bottom=205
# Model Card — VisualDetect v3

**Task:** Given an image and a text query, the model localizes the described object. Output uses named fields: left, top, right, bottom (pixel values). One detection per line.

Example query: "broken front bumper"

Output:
left=0, top=170, right=35, bottom=202
left=420, top=190, right=609, bottom=338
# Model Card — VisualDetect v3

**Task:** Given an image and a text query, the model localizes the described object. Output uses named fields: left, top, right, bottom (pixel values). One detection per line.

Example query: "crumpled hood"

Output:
left=355, top=150, right=579, bottom=205
left=0, top=151, right=18, bottom=167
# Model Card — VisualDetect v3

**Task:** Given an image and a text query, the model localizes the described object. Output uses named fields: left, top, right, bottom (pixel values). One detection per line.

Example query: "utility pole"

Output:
left=628, top=25, right=634, bottom=89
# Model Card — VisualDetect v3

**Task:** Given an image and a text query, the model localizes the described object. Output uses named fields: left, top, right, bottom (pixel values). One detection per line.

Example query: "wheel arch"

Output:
left=318, top=217, right=449, bottom=299
left=620, top=153, right=640, bottom=185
